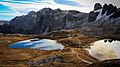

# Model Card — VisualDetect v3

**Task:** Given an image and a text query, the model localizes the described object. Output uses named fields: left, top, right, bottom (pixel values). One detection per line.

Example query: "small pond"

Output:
left=8, top=38, right=64, bottom=50
left=86, top=39, right=120, bottom=61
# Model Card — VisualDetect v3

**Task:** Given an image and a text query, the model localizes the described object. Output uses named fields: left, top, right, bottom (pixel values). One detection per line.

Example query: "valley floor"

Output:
left=0, top=30, right=120, bottom=67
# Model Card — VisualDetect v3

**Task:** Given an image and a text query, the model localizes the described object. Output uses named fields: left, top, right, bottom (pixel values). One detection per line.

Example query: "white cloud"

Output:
left=0, top=0, right=93, bottom=20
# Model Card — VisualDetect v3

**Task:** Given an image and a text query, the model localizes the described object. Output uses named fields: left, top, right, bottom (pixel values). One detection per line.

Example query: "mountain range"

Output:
left=0, top=3, right=120, bottom=35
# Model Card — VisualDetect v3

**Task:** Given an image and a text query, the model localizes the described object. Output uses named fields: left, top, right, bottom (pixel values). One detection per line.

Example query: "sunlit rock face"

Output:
left=8, top=39, right=64, bottom=50
left=87, top=39, right=120, bottom=61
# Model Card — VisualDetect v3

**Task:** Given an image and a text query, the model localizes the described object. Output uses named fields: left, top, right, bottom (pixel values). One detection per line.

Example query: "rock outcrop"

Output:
left=10, top=11, right=37, bottom=34
left=1, top=24, right=12, bottom=34
left=94, top=3, right=102, bottom=10
left=89, top=59, right=120, bottom=67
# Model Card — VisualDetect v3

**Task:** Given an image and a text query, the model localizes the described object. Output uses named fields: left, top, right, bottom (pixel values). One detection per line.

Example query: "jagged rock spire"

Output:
left=94, top=3, right=102, bottom=10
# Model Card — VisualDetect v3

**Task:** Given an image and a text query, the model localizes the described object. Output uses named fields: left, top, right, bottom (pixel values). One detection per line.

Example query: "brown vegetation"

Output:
left=0, top=30, right=119, bottom=67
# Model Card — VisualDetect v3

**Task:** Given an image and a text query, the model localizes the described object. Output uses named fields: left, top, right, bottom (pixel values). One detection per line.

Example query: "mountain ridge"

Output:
left=9, top=8, right=88, bottom=34
left=0, top=3, right=120, bottom=35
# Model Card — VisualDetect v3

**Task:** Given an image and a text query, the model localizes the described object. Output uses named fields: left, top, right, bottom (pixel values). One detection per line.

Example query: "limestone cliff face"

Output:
left=9, top=8, right=88, bottom=34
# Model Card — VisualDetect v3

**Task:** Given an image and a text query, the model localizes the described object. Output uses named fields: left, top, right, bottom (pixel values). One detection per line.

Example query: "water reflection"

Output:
left=104, top=39, right=116, bottom=43
left=8, top=39, right=64, bottom=50
left=87, top=39, right=120, bottom=61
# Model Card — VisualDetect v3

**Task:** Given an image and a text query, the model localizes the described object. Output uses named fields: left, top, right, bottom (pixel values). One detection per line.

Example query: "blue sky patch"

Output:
left=0, top=4, right=16, bottom=20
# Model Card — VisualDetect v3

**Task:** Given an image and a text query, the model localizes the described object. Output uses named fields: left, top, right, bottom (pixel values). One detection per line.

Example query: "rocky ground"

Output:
left=0, top=30, right=120, bottom=67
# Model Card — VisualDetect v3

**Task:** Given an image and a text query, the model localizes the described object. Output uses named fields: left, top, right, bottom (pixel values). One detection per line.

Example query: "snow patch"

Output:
left=94, top=9, right=102, bottom=21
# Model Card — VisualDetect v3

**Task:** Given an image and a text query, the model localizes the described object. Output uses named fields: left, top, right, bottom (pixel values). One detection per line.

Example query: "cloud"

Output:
left=0, top=1, right=50, bottom=20
left=0, top=0, right=90, bottom=20
left=54, top=0, right=81, bottom=7
left=0, top=0, right=52, bottom=4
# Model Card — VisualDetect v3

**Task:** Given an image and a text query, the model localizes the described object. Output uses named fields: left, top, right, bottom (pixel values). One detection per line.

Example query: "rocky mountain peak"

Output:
left=94, top=3, right=102, bottom=10
left=28, top=11, right=37, bottom=16
left=101, top=3, right=108, bottom=15
left=40, top=8, right=53, bottom=13
left=88, top=3, right=120, bottom=22
left=106, top=4, right=117, bottom=15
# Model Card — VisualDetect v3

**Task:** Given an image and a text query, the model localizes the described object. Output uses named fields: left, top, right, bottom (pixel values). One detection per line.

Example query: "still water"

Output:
left=8, top=39, right=64, bottom=50
left=87, top=39, right=120, bottom=61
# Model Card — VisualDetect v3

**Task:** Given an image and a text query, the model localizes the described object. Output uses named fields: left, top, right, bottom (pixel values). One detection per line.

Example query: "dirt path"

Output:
left=71, top=48, right=98, bottom=64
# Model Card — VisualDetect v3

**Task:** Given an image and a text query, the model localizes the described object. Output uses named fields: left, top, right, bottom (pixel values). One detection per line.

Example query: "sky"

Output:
left=0, top=0, right=120, bottom=21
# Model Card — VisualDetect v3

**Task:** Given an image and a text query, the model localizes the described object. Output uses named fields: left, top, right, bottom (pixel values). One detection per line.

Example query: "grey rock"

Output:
left=28, top=56, right=63, bottom=65
left=94, top=3, right=102, bottom=10
left=10, top=11, right=37, bottom=34
left=9, top=8, right=88, bottom=34
left=87, top=11, right=99, bottom=22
